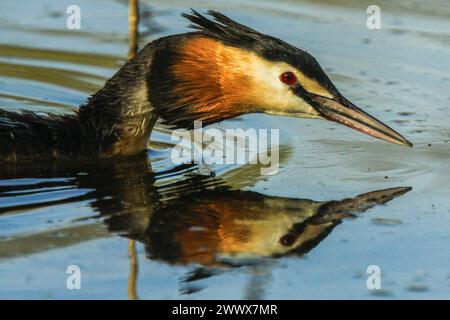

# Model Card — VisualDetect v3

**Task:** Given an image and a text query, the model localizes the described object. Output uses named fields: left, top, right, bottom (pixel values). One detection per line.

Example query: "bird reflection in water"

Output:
left=0, top=155, right=411, bottom=297
left=105, top=175, right=409, bottom=264
left=90, top=157, right=410, bottom=296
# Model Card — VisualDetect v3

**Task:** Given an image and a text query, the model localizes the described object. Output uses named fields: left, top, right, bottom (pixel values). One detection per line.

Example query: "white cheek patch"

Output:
left=249, top=54, right=334, bottom=98
left=247, top=57, right=322, bottom=117
left=249, top=59, right=298, bottom=109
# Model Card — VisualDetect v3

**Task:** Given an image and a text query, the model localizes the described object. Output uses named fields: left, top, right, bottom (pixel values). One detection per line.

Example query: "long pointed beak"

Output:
left=310, top=95, right=413, bottom=147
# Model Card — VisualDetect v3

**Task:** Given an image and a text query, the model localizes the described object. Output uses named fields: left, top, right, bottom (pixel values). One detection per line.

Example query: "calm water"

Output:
left=0, top=0, right=450, bottom=299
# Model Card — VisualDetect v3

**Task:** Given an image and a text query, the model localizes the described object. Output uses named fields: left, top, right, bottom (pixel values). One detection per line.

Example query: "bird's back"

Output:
left=0, top=109, right=82, bottom=163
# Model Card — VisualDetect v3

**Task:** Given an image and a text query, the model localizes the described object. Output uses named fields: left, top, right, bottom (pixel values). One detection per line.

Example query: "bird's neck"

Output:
left=79, top=45, right=158, bottom=158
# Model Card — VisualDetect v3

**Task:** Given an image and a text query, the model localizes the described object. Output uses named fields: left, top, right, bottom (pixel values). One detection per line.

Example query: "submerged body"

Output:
left=0, top=10, right=411, bottom=164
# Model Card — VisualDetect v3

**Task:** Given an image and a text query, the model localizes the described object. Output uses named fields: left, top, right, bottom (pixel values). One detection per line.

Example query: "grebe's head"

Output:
left=148, top=10, right=411, bottom=147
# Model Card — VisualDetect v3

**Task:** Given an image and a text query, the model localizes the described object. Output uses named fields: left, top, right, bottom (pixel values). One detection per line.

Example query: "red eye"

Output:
left=279, top=71, right=297, bottom=86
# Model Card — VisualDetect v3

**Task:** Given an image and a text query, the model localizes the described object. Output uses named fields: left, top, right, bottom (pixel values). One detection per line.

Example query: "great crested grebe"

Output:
left=0, top=10, right=412, bottom=164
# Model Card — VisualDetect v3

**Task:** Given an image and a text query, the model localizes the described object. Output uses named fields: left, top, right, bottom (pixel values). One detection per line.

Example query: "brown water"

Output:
left=0, top=0, right=449, bottom=299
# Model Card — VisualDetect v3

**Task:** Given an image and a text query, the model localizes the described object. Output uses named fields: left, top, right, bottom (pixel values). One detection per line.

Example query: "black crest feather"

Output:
left=181, top=9, right=292, bottom=53
left=182, top=9, right=261, bottom=40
